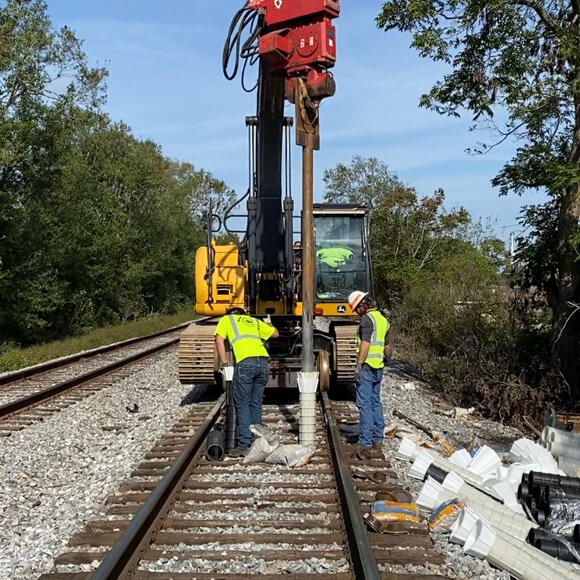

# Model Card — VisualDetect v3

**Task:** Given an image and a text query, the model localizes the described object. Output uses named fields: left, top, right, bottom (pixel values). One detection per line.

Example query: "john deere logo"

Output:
left=337, top=305, right=346, bottom=313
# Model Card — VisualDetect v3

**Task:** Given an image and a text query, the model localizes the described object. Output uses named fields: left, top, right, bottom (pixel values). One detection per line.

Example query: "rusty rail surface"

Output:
left=0, top=322, right=191, bottom=386
left=0, top=326, right=188, bottom=433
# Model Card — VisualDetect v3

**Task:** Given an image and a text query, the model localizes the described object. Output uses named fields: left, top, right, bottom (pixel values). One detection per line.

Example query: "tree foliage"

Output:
left=0, top=1, right=229, bottom=345
left=324, top=155, right=560, bottom=424
left=322, top=155, right=405, bottom=210
left=377, top=0, right=580, bottom=397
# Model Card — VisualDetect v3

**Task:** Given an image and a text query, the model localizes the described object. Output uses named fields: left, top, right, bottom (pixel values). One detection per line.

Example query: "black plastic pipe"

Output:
left=225, top=402, right=237, bottom=451
left=206, top=427, right=225, bottom=461
left=425, top=464, right=448, bottom=484
left=529, top=471, right=580, bottom=491
left=224, top=378, right=237, bottom=451
left=535, top=538, right=580, bottom=563
left=528, top=528, right=553, bottom=545
left=543, top=484, right=580, bottom=501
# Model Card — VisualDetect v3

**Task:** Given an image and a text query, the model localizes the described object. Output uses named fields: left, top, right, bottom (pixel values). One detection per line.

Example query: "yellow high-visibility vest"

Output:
left=215, top=315, right=274, bottom=362
left=358, top=310, right=389, bottom=369
left=317, top=247, right=353, bottom=268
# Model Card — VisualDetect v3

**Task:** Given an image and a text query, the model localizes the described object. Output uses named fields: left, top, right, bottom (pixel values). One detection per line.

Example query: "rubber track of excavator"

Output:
left=333, top=323, right=358, bottom=385
left=178, top=322, right=218, bottom=384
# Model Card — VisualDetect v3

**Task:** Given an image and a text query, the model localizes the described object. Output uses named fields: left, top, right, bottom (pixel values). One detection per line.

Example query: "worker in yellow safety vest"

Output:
left=348, top=291, right=392, bottom=450
left=317, top=246, right=353, bottom=268
left=215, top=308, right=279, bottom=455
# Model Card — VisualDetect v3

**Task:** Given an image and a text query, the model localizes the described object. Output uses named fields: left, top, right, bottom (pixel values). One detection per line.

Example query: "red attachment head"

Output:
left=249, top=0, right=340, bottom=103
left=250, top=0, right=339, bottom=27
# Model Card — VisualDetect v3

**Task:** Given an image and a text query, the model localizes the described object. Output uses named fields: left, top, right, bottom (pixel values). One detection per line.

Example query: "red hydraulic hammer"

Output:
left=248, top=0, right=339, bottom=103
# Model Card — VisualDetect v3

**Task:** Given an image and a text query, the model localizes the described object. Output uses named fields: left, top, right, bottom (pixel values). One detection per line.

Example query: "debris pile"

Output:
left=396, top=432, right=580, bottom=578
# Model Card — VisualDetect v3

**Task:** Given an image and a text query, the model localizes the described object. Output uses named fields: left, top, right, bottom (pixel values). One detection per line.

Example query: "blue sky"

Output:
left=47, top=0, right=547, bottom=240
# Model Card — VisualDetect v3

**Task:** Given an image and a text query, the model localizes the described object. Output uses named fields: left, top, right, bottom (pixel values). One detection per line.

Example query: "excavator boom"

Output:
left=178, top=1, right=374, bottom=390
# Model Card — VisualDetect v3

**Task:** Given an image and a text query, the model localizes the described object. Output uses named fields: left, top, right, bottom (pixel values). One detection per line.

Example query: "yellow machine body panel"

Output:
left=195, top=242, right=246, bottom=316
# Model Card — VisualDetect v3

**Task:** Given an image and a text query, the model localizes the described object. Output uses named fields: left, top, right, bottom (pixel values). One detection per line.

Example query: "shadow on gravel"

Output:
left=180, top=384, right=222, bottom=406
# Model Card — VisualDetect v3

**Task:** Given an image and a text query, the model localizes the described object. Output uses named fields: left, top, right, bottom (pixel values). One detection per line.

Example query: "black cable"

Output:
left=222, top=2, right=262, bottom=91
left=222, top=5, right=247, bottom=80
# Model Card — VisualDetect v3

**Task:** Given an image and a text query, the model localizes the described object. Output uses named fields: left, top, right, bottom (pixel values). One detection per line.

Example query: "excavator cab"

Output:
left=314, top=204, right=373, bottom=307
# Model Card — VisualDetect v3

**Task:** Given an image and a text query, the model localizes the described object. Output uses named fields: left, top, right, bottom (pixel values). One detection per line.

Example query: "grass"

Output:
left=0, top=309, right=195, bottom=374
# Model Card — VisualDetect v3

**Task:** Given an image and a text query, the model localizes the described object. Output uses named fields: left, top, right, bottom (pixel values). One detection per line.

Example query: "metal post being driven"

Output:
left=301, top=131, right=315, bottom=372
left=295, top=80, right=321, bottom=373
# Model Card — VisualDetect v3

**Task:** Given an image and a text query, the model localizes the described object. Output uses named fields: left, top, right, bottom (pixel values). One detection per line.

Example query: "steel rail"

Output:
left=90, top=395, right=225, bottom=580
left=0, top=322, right=191, bottom=386
left=321, top=391, right=381, bottom=580
left=0, top=337, right=180, bottom=419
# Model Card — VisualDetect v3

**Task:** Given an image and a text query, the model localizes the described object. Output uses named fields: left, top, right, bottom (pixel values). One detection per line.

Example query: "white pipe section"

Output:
left=396, top=437, right=420, bottom=461
left=449, top=448, right=472, bottom=468
left=297, top=371, right=318, bottom=393
left=441, top=472, right=536, bottom=541
left=409, top=449, right=435, bottom=479
left=468, top=445, right=502, bottom=477
left=548, top=440, right=580, bottom=461
left=558, top=456, right=580, bottom=477
left=464, top=518, right=580, bottom=580
left=405, top=445, right=504, bottom=504
left=450, top=506, right=480, bottom=545
left=417, top=477, right=444, bottom=510
left=543, top=426, right=580, bottom=446
left=509, top=438, right=560, bottom=473
left=490, top=481, right=525, bottom=515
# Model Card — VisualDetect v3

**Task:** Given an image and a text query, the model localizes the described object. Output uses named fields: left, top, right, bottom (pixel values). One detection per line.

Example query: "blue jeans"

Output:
left=356, top=365, right=385, bottom=447
left=234, top=357, right=269, bottom=449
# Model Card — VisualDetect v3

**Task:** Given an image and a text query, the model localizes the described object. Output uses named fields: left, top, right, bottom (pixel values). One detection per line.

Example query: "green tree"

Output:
left=0, top=0, right=227, bottom=346
left=173, top=162, right=236, bottom=225
left=323, top=154, right=405, bottom=210
left=323, top=156, right=472, bottom=307
left=0, top=0, right=106, bottom=155
left=377, top=0, right=580, bottom=396
left=0, top=0, right=107, bottom=342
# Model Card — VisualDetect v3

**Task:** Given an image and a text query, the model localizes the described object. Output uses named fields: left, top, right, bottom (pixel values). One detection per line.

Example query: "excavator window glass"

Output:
left=314, top=215, right=369, bottom=301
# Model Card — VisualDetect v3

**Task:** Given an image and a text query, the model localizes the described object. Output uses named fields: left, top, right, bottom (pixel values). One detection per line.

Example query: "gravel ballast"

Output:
left=0, top=352, right=207, bottom=580
left=0, top=349, right=547, bottom=580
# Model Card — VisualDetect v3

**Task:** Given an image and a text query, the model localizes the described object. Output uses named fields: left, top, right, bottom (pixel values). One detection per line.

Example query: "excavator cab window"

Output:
left=314, top=214, right=369, bottom=301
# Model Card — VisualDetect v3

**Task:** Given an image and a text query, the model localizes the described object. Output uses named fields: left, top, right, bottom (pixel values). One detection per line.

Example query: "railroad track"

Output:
left=39, top=393, right=445, bottom=580
left=0, top=323, right=190, bottom=436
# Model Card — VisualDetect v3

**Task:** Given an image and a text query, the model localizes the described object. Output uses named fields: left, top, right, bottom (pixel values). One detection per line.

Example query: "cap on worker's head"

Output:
left=226, top=306, right=246, bottom=315
left=348, top=291, right=369, bottom=311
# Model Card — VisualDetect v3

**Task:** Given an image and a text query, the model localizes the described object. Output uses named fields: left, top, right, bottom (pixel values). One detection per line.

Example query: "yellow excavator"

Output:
left=178, top=0, right=374, bottom=390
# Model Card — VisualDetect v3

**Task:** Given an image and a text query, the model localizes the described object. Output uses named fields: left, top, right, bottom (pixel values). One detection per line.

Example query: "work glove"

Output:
left=354, top=363, right=362, bottom=384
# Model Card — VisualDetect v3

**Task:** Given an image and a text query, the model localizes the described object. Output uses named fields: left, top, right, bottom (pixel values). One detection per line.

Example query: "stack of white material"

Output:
left=398, top=437, right=561, bottom=514
left=540, top=427, right=580, bottom=476
left=398, top=437, right=580, bottom=579
left=511, top=437, right=560, bottom=471
left=297, top=371, right=318, bottom=446
left=450, top=508, right=580, bottom=580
